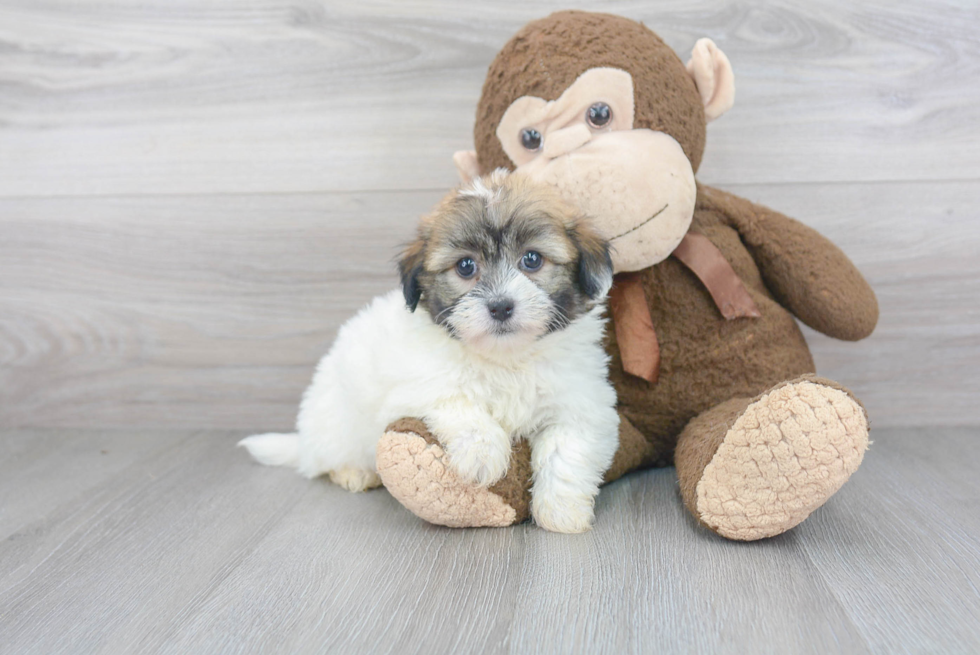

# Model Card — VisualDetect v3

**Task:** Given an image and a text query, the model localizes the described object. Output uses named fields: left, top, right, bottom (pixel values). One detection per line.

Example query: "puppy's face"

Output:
left=399, top=171, right=613, bottom=351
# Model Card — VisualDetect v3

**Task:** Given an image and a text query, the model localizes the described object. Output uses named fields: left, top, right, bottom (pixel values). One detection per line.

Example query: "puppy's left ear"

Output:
left=398, top=237, right=426, bottom=312
left=571, top=221, right=614, bottom=300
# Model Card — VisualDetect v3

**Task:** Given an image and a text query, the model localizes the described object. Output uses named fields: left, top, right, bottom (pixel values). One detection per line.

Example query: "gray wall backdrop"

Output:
left=1, top=0, right=978, bottom=430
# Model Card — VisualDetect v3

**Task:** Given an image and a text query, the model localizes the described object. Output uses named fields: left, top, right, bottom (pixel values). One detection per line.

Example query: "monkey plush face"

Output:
left=455, top=11, right=734, bottom=273
left=494, top=67, right=698, bottom=273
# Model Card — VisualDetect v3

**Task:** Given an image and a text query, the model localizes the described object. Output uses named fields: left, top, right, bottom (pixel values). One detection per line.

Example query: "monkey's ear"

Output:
left=453, top=150, right=480, bottom=184
left=398, top=238, right=426, bottom=312
left=686, top=38, right=735, bottom=122
left=572, top=221, right=614, bottom=300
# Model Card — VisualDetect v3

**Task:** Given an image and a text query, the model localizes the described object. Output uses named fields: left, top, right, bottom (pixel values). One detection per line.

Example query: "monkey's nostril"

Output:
left=488, top=298, right=515, bottom=322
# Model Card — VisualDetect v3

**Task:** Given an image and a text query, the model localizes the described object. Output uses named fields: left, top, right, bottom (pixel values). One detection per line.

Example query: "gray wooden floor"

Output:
left=0, top=427, right=977, bottom=654
left=2, top=1, right=980, bottom=653
left=2, top=0, right=979, bottom=431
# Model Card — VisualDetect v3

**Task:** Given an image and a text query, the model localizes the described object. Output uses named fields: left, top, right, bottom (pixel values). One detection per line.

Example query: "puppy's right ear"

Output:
left=398, top=237, right=426, bottom=312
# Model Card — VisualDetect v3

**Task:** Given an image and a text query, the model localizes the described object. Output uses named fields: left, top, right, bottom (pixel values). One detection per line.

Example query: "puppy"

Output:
left=239, top=171, right=619, bottom=533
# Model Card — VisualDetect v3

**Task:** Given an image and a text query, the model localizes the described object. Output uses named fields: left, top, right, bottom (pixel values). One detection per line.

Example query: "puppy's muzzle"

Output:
left=487, top=297, right=515, bottom=322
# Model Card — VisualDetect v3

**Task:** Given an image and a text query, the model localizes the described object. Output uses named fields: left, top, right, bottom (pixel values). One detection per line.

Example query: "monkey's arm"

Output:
left=700, top=184, right=878, bottom=341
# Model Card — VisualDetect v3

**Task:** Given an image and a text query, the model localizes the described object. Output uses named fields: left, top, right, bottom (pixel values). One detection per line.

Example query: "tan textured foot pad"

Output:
left=696, top=380, right=869, bottom=541
left=376, top=430, right=518, bottom=528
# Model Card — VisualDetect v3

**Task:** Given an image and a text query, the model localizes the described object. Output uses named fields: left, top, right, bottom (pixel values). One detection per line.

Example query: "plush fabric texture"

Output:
left=674, top=395, right=755, bottom=525
left=674, top=374, right=868, bottom=529
left=690, top=377, right=869, bottom=540
left=609, top=231, right=764, bottom=383
left=474, top=10, right=707, bottom=175
left=606, top=183, right=878, bottom=449
left=603, top=411, right=667, bottom=481
left=706, top=185, right=880, bottom=341
left=377, top=414, right=663, bottom=530
left=377, top=418, right=532, bottom=526
left=515, top=128, right=698, bottom=273
left=608, top=272, right=660, bottom=383
left=495, top=67, right=636, bottom=168
left=378, top=183, right=878, bottom=535
left=378, top=11, right=878, bottom=538
left=685, top=38, right=735, bottom=122
left=671, top=232, right=761, bottom=320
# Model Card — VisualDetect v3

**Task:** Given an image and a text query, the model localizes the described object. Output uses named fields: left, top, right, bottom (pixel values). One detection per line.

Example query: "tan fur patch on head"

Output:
left=398, top=172, right=613, bottom=339
left=422, top=173, right=581, bottom=271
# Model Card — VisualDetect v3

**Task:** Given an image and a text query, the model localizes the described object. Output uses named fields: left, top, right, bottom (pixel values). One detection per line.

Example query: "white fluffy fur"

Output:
left=240, top=289, right=619, bottom=533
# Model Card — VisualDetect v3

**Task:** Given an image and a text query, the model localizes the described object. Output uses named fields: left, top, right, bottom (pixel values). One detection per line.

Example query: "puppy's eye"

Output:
left=521, top=251, right=543, bottom=271
left=586, top=102, right=612, bottom=128
left=455, top=257, right=477, bottom=278
left=520, top=128, right=542, bottom=151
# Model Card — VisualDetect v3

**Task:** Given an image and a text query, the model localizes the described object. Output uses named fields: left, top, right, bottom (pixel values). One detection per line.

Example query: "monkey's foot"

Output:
left=694, top=378, right=869, bottom=541
left=376, top=418, right=531, bottom=528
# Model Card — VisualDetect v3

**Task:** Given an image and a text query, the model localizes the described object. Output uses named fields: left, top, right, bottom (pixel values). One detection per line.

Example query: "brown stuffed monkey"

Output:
left=375, top=11, right=878, bottom=540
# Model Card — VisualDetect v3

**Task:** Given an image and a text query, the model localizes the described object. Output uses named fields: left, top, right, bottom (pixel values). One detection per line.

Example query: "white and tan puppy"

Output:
left=239, top=171, right=619, bottom=533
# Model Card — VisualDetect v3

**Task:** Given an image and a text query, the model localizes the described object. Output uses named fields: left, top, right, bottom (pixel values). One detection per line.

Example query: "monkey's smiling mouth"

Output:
left=610, top=204, right=669, bottom=241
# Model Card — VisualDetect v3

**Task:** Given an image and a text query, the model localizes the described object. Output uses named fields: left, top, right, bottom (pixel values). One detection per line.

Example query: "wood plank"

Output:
left=2, top=180, right=977, bottom=430
left=505, top=472, right=867, bottom=654
left=1, top=0, right=978, bottom=650
left=0, top=431, right=309, bottom=653
left=154, top=469, right=868, bottom=654
left=0, top=428, right=192, bottom=540
left=2, top=428, right=977, bottom=653
left=0, top=1, right=977, bottom=197
left=146, top=478, right=526, bottom=654
left=798, top=427, right=980, bottom=652
left=0, top=190, right=440, bottom=430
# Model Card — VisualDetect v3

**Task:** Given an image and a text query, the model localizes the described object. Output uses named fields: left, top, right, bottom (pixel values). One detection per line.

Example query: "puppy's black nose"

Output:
left=488, top=298, right=515, bottom=322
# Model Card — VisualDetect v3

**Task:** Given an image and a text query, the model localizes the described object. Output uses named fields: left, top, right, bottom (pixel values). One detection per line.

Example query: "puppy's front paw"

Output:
left=444, top=430, right=511, bottom=487
left=532, top=492, right=596, bottom=534
left=328, top=466, right=382, bottom=492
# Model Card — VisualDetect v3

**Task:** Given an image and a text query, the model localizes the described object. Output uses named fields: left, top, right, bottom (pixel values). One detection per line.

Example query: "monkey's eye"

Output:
left=455, top=257, right=477, bottom=278
left=586, top=102, right=612, bottom=128
left=520, top=128, right=542, bottom=151
left=521, top=251, right=543, bottom=271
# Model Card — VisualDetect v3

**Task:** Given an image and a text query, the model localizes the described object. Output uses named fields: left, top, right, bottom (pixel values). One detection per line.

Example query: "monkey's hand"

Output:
left=702, top=184, right=878, bottom=341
